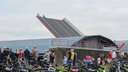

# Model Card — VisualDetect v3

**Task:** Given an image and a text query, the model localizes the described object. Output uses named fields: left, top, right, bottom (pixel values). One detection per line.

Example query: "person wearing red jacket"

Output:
left=108, top=50, right=112, bottom=64
left=17, top=48, right=23, bottom=60
left=84, top=54, right=94, bottom=67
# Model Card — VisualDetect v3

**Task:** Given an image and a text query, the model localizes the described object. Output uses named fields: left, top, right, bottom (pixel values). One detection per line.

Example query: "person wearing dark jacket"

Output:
left=0, top=48, right=2, bottom=63
left=9, top=48, right=15, bottom=61
left=24, top=48, right=30, bottom=65
left=3, top=48, right=10, bottom=65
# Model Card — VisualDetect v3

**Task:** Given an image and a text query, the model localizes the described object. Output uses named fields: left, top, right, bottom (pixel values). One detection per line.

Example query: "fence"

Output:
left=51, top=39, right=120, bottom=51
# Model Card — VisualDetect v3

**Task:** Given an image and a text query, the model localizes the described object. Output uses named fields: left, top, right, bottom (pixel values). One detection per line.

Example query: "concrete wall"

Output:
left=76, top=37, right=105, bottom=49
left=84, top=37, right=99, bottom=48
left=50, top=47, right=128, bottom=66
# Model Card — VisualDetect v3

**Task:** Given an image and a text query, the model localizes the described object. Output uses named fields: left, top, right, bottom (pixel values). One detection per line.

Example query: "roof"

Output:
left=75, top=35, right=117, bottom=47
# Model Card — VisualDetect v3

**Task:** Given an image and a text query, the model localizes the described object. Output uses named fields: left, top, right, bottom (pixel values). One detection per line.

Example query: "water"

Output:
left=0, top=36, right=83, bottom=53
left=0, top=38, right=52, bottom=53
left=0, top=45, right=50, bottom=53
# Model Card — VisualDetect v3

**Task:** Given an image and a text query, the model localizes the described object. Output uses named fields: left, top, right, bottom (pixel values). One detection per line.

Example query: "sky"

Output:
left=0, top=0, right=128, bottom=41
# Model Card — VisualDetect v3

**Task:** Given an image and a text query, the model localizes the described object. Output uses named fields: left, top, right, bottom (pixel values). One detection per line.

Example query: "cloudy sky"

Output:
left=0, top=0, right=128, bottom=41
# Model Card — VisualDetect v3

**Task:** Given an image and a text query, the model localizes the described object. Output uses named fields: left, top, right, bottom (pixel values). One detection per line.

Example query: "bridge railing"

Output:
left=51, top=39, right=123, bottom=51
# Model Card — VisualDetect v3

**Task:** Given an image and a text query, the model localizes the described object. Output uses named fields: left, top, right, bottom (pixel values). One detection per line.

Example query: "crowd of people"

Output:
left=96, top=49, right=126, bottom=66
left=0, top=47, right=32, bottom=67
left=62, top=48, right=127, bottom=70
left=43, top=49, right=56, bottom=66
left=0, top=47, right=57, bottom=68
left=0, top=46, right=127, bottom=71
left=62, top=49, right=95, bottom=68
left=62, top=49, right=77, bottom=70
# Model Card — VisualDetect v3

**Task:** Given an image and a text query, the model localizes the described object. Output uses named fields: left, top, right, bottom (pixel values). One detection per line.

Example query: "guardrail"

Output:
left=51, top=39, right=128, bottom=51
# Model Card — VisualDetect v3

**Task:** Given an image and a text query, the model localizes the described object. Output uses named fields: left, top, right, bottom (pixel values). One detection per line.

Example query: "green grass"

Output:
left=56, top=66, right=67, bottom=72
left=101, top=64, right=110, bottom=70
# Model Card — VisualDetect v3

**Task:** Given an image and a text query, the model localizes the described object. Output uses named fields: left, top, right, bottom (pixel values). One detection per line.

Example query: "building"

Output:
left=72, top=35, right=117, bottom=49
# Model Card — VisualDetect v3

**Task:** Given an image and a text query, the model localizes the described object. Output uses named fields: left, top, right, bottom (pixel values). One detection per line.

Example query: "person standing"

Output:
left=73, top=52, right=77, bottom=66
left=50, top=50, right=55, bottom=66
left=16, top=48, right=23, bottom=68
left=66, top=49, right=71, bottom=65
left=17, top=48, right=23, bottom=60
left=0, top=48, right=2, bottom=62
left=70, top=49, right=75, bottom=70
left=97, top=55, right=101, bottom=65
left=3, top=48, right=10, bottom=65
left=32, top=47, right=39, bottom=60
left=101, top=53, right=105, bottom=65
left=0, top=48, right=1, bottom=54
left=43, top=50, right=50, bottom=63
left=112, top=50, right=117, bottom=60
left=108, top=50, right=112, bottom=64
left=71, top=49, right=75, bottom=63
left=9, top=48, right=15, bottom=62
left=31, top=47, right=39, bottom=68
left=24, top=48, right=30, bottom=66
left=118, top=50, right=126, bottom=61
left=119, top=50, right=125, bottom=57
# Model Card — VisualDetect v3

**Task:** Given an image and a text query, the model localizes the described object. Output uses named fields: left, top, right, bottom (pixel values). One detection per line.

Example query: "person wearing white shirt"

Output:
left=112, top=50, right=117, bottom=60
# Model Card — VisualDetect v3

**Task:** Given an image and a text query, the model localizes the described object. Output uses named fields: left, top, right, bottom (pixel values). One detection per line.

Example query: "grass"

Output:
left=101, top=64, right=110, bottom=70
left=56, top=66, right=67, bottom=72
